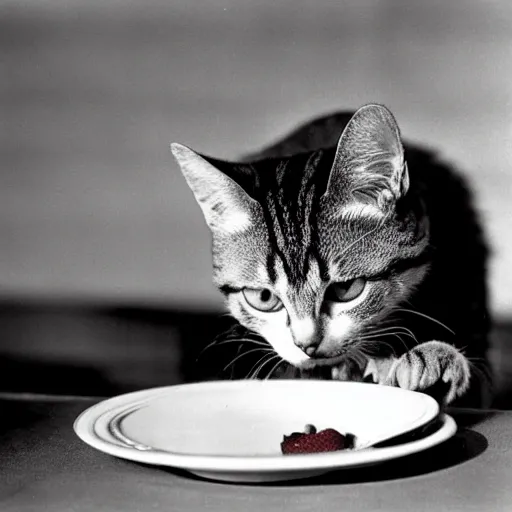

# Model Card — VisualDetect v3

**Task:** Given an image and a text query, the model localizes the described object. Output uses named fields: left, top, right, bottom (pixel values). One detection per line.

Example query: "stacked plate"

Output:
left=74, top=380, right=456, bottom=483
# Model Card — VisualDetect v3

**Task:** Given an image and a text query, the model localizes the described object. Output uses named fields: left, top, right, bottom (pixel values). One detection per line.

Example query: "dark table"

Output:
left=0, top=393, right=510, bottom=512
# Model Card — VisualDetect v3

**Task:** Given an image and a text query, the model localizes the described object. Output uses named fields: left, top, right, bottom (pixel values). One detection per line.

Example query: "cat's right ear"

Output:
left=324, top=104, right=409, bottom=215
left=171, top=143, right=259, bottom=235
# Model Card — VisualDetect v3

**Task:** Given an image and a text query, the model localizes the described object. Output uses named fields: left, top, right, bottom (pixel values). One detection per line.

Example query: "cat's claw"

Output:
left=362, top=358, right=396, bottom=384
left=387, top=340, right=471, bottom=404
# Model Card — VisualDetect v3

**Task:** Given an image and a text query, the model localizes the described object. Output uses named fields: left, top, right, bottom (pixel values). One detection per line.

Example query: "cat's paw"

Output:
left=388, top=341, right=470, bottom=404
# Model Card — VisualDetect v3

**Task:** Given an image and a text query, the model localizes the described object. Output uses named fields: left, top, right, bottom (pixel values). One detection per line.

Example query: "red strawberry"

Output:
left=281, top=427, right=347, bottom=455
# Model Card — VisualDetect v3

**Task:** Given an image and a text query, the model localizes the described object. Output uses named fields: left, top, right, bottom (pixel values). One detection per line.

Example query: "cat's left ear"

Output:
left=324, top=104, right=409, bottom=213
left=171, top=143, right=260, bottom=235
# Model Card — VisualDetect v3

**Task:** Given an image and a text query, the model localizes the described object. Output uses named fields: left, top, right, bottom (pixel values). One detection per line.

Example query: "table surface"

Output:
left=1, top=393, right=511, bottom=512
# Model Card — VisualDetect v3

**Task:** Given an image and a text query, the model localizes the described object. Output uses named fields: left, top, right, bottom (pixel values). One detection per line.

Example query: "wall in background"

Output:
left=1, top=0, right=511, bottom=315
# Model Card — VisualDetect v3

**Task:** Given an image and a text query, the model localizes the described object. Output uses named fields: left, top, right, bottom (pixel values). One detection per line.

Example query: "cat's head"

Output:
left=172, top=104, right=430, bottom=370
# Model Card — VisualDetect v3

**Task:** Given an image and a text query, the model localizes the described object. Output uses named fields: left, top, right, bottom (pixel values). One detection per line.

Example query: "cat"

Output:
left=171, top=104, right=492, bottom=407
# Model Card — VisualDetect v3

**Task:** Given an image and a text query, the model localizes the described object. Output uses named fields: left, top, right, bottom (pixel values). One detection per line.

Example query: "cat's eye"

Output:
left=242, top=288, right=283, bottom=312
left=325, top=278, right=367, bottom=303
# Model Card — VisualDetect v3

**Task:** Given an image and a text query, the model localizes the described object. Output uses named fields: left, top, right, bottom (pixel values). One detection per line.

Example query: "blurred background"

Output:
left=1, top=0, right=511, bottom=403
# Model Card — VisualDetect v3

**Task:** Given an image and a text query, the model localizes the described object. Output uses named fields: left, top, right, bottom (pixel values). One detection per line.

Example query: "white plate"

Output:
left=74, top=380, right=456, bottom=482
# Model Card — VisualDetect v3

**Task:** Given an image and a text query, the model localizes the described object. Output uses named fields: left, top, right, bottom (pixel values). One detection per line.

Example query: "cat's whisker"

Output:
left=353, top=342, right=394, bottom=363
left=393, top=308, right=456, bottom=335
left=466, top=355, right=489, bottom=365
left=366, top=325, right=413, bottom=335
left=196, top=339, right=234, bottom=358
left=343, top=344, right=368, bottom=369
left=388, top=333, right=409, bottom=353
left=222, top=347, right=273, bottom=374
left=343, top=351, right=357, bottom=369
left=258, top=355, right=282, bottom=379
left=387, top=328, right=418, bottom=345
left=466, top=356, right=491, bottom=369
left=357, top=331, right=414, bottom=344
left=466, top=359, right=493, bottom=403
left=357, top=329, right=418, bottom=351
left=358, top=339, right=398, bottom=358
left=360, top=328, right=413, bottom=341
left=215, top=324, right=267, bottom=342
left=363, top=323, right=410, bottom=332
left=362, top=324, right=419, bottom=341
left=197, top=337, right=269, bottom=359
left=249, top=353, right=280, bottom=379
left=457, top=346, right=489, bottom=364
left=219, top=337, right=270, bottom=348
left=219, top=329, right=267, bottom=341
left=201, top=338, right=256, bottom=352
left=398, top=326, right=419, bottom=344
left=236, top=338, right=270, bottom=346
left=357, top=351, right=373, bottom=371
left=264, top=358, right=286, bottom=380
left=466, top=355, right=493, bottom=381
left=245, top=352, right=278, bottom=379
left=352, top=349, right=367, bottom=368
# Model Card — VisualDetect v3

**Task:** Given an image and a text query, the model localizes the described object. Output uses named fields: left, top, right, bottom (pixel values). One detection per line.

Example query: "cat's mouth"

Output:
left=293, top=357, right=370, bottom=382
left=300, top=354, right=346, bottom=369
left=295, top=344, right=369, bottom=376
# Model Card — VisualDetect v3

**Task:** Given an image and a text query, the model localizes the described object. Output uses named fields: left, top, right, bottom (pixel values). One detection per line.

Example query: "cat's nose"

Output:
left=304, top=346, right=317, bottom=357
left=296, top=341, right=320, bottom=358
left=291, top=319, right=322, bottom=357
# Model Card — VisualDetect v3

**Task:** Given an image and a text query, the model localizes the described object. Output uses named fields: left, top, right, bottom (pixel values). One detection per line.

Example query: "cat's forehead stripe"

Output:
left=273, top=257, right=321, bottom=318
left=263, top=151, right=328, bottom=285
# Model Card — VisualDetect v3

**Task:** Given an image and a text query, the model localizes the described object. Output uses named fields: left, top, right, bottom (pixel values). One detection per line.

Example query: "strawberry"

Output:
left=281, top=426, right=347, bottom=455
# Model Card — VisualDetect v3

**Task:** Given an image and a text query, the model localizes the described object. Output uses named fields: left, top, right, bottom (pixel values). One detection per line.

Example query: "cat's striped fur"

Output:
left=172, top=104, right=492, bottom=406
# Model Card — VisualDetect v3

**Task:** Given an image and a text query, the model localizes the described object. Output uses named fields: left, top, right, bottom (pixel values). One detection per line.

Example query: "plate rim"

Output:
left=74, top=381, right=453, bottom=474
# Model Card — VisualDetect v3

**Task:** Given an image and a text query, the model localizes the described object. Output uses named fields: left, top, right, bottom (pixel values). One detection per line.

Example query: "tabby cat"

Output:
left=172, top=104, right=492, bottom=407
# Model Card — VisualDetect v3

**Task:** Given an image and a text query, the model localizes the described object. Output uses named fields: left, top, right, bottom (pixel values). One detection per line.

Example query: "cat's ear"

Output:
left=171, top=143, right=258, bottom=235
left=324, top=104, right=409, bottom=213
